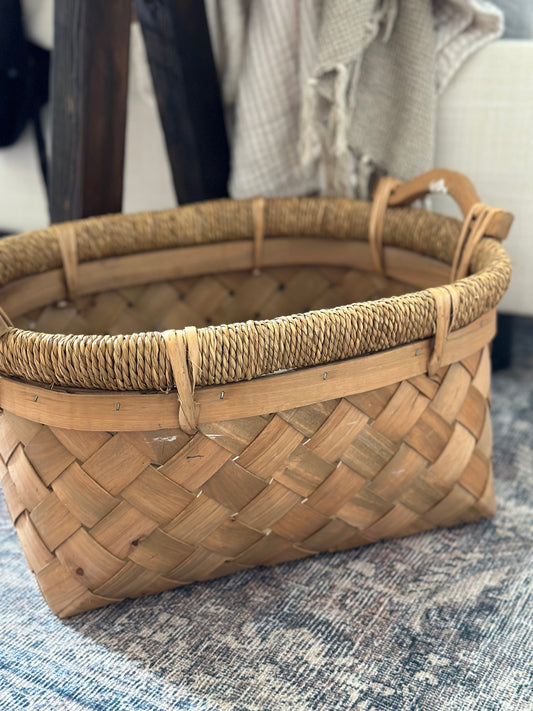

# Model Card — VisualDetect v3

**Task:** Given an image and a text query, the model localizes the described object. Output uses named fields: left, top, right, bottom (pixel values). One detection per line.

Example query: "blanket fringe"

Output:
left=298, top=0, right=399, bottom=197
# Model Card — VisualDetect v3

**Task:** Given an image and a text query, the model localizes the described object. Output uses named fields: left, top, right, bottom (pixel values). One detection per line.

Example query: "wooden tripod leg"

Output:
left=135, top=0, right=230, bottom=203
left=50, top=0, right=132, bottom=222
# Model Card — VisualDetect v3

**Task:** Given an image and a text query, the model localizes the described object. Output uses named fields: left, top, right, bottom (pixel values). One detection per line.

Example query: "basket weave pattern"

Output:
left=0, top=344, right=493, bottom=618
left=0, top=171, right=512, bottom=616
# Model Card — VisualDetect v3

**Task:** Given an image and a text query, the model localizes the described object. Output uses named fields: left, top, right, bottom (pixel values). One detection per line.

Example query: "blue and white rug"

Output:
left=1, top=322, right=532, bottom=711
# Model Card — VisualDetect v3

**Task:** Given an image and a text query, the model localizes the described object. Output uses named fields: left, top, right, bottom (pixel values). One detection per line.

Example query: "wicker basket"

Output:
left=0, top=169, right=512, bottom=617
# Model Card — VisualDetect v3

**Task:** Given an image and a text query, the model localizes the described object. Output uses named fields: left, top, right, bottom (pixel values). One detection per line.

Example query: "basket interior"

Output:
left=14, top=265, right=414, bottom=336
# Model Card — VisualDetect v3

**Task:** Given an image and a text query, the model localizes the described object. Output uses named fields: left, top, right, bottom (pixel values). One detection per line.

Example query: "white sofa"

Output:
left=434, top=40, right=533, bottom=315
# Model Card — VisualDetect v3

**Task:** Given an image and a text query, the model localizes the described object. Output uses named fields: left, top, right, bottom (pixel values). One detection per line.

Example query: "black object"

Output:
left=135, top=0, right=230, bottom=204
left=492, top=313, right=513, bottom=371
left=0, top=0, right=49, bottom=153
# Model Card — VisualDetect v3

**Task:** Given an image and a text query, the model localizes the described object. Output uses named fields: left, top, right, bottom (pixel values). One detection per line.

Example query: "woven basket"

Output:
left=0, top=169, right=512, bottom=617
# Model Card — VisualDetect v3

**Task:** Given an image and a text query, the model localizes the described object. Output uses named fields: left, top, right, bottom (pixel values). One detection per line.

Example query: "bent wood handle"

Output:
left=386, top=169, right=513, bottom=240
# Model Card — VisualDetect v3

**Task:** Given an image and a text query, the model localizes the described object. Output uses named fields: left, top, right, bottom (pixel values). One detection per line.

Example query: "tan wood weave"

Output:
left=0, top=344, right=494, bottom=618
left=0, top=169, right=512, bottom=616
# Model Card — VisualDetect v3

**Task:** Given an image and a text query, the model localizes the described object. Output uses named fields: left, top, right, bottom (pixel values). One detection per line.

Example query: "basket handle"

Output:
left=370, top=169, right=513, bottom=281
left=385, top=168, right=513, bottom=240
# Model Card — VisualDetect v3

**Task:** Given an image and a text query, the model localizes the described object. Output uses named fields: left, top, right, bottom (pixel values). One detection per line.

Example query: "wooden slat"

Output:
left=16, top=512, right=55, bottom=573
left=128, top=528, right=194, bottom=573
left=55, top=528, right=124, bottom=589
left=90, top=501, right=159, bottom=559
left=82, top=434, right=151, bottom=495
left=37, top=559, right=94, bottom=616
left=273, top=444, right=335, bottom=498
left=163, top=494, right=231, bottom=544
left=0, top=469, right=25, bottom=524
left=50, top=0, right=131, bottom=221
left=371, top=382, right=429, bottom=442
left=165, top=548, right=225, bottom=582
left=121, top=466, right=194, bottom=525
left=237, top=481, right=301, bottom=532
left=270, top=503, right=330, bottom=544
left=306, top=400, right=367, bottom=461
left=429, top=423, right=477, bottom=486
left=92, top=561, right=159, bottom=599
left=201, top=460, right=267, bottom=511
left=29, top=492, right=81, bottom=552
left=306, top=463, right=367, bottom=517
left=52, top=462, right=120, bottom=528
left=8, top=445, right=49, bottom=510
left=200, top=519, right=263, bottom=558
left=159, top=434, right=231, bottom=490
left=24, top=429, right=76, bottom=486
left=237, top=417, right=304, bottom=481
left=430, top=363, right=473, bottom=424
left=135, top=0, right=229, bottom=203
left=363, top=503, right=419, bottom=542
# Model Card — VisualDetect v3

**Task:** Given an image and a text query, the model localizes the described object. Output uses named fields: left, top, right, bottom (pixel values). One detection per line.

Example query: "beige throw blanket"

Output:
left=205, top=0, right=503, bottom=199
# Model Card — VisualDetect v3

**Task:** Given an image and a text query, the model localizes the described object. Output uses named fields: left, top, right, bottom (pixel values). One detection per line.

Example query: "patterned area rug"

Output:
left=1, top=321, right=532, bottom=711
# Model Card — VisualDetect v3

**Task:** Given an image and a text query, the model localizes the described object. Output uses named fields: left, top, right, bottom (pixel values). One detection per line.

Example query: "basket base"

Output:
left=0, top=346, right=495, bottom=617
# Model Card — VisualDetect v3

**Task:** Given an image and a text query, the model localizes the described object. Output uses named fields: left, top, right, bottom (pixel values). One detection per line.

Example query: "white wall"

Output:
left=435, top=41, right=533, bottom=315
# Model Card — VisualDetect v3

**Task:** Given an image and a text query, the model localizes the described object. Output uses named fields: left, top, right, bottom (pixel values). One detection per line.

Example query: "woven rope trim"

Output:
left=0, top=199, right=465, bottom=286
left=0, top=199, right=511, bottom=391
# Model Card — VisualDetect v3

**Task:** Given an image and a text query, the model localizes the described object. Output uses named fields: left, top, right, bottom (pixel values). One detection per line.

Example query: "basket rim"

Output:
left=0, top=309, right=496, bottom=430
left=0, top=196, right=511, bottom=393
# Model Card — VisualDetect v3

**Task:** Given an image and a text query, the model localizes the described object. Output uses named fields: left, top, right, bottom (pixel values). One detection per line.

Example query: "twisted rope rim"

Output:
left=0, top=197, right=511, bottom=391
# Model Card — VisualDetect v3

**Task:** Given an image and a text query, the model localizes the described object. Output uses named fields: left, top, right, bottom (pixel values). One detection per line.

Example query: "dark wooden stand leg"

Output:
left=50, top=0, right=132, bottom=222
left=135, top=0, right=229, bottom=203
